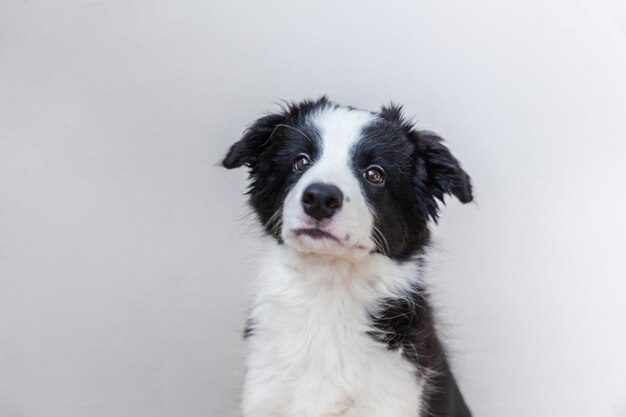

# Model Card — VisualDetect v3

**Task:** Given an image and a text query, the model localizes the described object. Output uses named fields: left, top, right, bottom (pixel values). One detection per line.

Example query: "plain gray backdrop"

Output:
left=1, top=1, right=626, bottom=416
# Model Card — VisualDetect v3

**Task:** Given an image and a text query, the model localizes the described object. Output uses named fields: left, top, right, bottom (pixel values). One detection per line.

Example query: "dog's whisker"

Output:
left=372, top=225, right=390, bottom=256
left=275, top=124, right=316, bottom=146
left=265, top=206, right=284, bottom=236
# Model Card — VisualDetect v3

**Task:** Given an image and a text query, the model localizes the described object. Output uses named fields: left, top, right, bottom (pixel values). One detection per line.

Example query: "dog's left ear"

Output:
left=222, top=112, right=285, bottom=169
left=418, top=130, right=473, bottom=203
left=379, top=103, right=472, bottom=220
left=411, top=130, right=473, bottom=221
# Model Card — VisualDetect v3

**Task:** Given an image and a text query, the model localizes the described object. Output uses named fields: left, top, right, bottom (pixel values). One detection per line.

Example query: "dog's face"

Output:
left=223, top=98, right=472, bottom=261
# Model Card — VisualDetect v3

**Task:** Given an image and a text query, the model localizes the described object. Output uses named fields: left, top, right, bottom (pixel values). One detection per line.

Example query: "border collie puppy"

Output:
left=222, top=97, right=473, bottom=417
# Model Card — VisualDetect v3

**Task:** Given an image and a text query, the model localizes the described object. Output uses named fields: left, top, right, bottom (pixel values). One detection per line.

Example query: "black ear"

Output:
left=418, top=130, right=473, bottom=204
left=379, top=103, right=472, bottom=222
left=222, top=113, right=285, bottom=169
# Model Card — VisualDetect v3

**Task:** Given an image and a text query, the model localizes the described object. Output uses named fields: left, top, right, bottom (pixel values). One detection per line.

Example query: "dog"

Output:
left=222, top=97, right=473, bottom=417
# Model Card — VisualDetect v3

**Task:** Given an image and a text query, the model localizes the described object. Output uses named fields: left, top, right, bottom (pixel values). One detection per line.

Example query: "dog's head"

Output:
left=223, top=97, right=472, bottom=261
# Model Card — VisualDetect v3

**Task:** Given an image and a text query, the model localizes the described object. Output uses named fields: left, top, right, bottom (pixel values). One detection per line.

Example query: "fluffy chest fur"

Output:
left=242, top=246, right=423, bottom=417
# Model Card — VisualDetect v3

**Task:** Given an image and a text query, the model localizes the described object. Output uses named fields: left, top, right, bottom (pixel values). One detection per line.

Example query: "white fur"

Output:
left=243, top=107, right=424, bottom=417
left=281, top=107, right=377, bottom=261
left=242, top=246, right=423, bottom=417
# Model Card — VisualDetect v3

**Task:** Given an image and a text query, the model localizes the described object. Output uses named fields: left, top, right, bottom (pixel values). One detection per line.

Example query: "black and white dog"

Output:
left=222, top=97, right=473, bottom=417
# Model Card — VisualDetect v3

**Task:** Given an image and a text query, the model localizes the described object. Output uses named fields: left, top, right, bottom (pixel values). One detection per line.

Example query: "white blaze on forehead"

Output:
left=311, top=107, right=375, bottom=172
left=280, top=105, right=378, bottom=259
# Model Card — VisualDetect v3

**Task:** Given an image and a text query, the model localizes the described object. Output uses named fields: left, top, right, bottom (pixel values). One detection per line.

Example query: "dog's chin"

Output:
left=283, top=228, right=371, bottom=262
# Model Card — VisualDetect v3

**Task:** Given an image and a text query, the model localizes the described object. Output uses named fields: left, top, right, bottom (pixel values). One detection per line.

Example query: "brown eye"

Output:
left=293, top=154, right=312, bottom=172
left=365, top=166, right=385, bottom=185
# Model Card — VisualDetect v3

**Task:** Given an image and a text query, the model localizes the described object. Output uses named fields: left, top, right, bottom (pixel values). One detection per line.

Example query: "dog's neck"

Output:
left=255, top=243, right=422, bottom=306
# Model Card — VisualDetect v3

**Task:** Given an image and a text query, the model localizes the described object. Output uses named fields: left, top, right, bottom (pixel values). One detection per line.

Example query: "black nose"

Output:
left=301, top=183, right=343, bottom=221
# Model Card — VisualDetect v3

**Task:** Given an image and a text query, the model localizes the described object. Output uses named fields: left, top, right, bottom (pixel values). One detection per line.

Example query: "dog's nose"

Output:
left=301, top=183, right=343, bottom=221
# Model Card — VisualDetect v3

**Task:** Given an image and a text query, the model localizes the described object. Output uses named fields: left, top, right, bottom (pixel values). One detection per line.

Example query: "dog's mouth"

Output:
left=292, top=228, right=339, bottom=242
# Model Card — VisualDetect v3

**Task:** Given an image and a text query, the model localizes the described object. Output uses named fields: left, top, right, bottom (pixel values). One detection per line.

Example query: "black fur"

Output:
left=223, top=97, right=473, bottom=417
left=243, top=317, right=256, bottom=339
left=369, top=283, right=472, bottom=417
left=223, top=99, right=329, bottom=240
left=351, top=103, right=472, bottom=260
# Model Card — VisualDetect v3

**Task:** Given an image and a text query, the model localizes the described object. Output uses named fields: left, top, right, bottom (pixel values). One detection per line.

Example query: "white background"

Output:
left=1, top=1, right=626, bottom=416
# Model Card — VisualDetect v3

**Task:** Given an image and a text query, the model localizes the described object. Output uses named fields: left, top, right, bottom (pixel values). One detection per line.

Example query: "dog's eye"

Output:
left=293, top=154, right=312, bottom=172
left=364, top=166, right=385, bottom=186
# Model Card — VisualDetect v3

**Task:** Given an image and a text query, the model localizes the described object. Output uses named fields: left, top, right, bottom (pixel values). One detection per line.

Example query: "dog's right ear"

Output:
left=222, top=112, right=286, bottom=169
